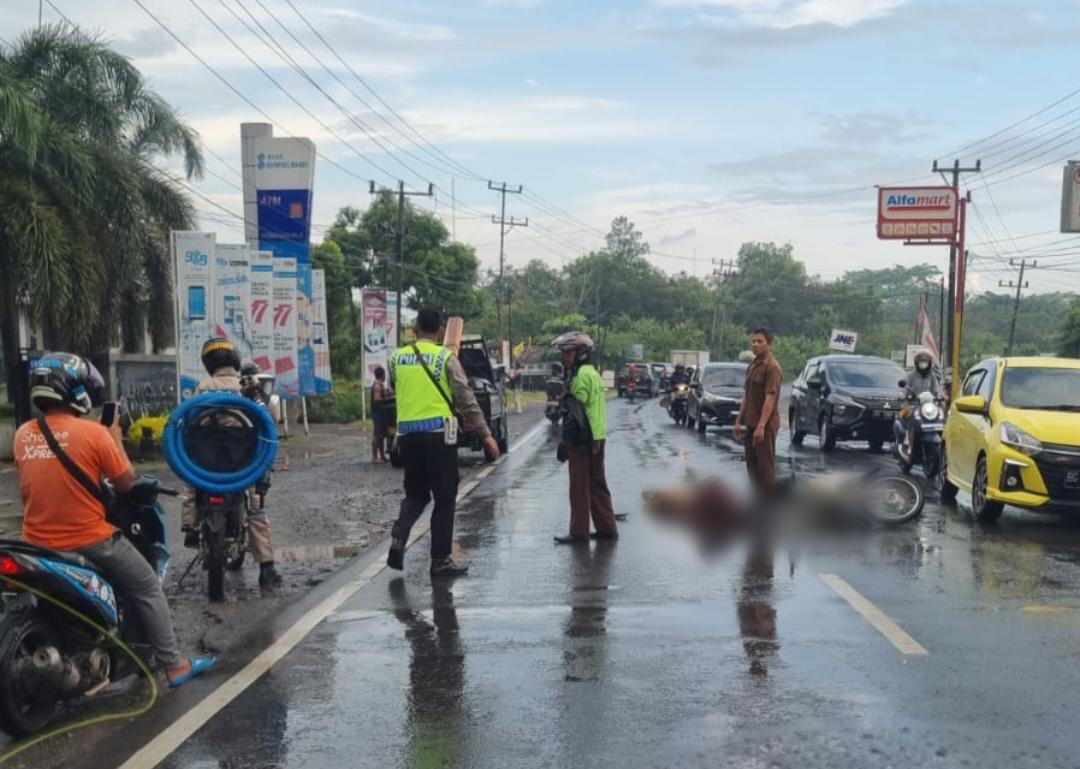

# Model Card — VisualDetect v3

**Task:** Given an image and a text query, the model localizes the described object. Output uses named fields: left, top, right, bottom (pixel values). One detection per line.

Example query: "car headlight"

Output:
left=1000, top=422, right=1042, bottom=456
left=919, top=402, right=942, bottom=420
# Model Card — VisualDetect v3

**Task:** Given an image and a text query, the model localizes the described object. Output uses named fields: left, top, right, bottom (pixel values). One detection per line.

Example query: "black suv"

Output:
left=687, top=362, right=747, bottom=433
left=789, top=354, right=907, bottom=452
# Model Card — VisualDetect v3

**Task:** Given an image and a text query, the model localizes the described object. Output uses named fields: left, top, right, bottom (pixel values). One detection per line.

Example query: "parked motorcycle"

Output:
left=667, top=382, right=691, bottom=425
left=0, top=477, right=177, bottom=736
left=892, top=385, right=945, bottom=480
left=544, top=367, right=565, bottom=425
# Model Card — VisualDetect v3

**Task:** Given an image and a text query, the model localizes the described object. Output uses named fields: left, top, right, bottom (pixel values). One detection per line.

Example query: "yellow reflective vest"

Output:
left=389, top=340, right=454, bottom=434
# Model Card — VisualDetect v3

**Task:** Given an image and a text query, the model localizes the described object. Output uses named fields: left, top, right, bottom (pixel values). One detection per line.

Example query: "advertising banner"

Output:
left=361, top=288, right=389, bottom=388
left=212, top=244, right=254, bottom=365
left=877, top=186, right=957, bottom=240
left=295, top=263, right=316, bottom=396
left=273, top=257, right=300, bottom=399
left=1062, top=162, right=1080, bottom=233
left=253, top=135, right=315, bottom=264
left=172, top=231, right=215, bottom=401
left=829, top=329, right=858, bottom=353
left=249, top=249, right=275, bottom=375
left=311, top=269, right=332, bottom=394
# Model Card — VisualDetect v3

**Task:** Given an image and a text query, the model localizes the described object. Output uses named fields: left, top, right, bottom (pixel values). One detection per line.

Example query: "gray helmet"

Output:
left=551, top=331, right=594, bottom=353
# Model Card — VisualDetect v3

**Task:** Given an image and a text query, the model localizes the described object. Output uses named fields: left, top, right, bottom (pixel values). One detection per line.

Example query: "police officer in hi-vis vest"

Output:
left=386, top=308, right=499, bottom=578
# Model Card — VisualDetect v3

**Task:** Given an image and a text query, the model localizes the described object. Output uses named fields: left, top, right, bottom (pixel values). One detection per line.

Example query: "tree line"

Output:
left=316, top=200, right=1075, bottom=379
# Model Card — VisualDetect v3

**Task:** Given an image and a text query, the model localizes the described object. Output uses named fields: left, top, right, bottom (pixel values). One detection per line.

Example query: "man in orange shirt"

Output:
left=15, top=353, right=214, bottom=687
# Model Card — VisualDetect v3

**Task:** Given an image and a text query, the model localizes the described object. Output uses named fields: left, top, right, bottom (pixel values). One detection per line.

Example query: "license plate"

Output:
left=1066, top=471, right=1080, bottom=489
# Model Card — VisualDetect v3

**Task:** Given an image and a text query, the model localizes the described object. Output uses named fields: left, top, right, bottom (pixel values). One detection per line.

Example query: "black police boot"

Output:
left=183, top=528, right=200, bottom=550
left=429, top=557, right=468, bottom=578
left=387, top=538, right=406, bottom=571
left=259, top=562, right=283, bottom=588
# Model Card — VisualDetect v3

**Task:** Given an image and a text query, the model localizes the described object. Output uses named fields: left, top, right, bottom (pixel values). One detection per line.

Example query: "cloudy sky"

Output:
left=6, top=0, right=1080, bottom=294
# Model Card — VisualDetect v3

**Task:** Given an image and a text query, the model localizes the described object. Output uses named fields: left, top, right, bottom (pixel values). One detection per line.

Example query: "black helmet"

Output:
left=239, top=362, right=261, bottom=379
left=30, top=352, right=104, bottom=416
left=201, top=338, right=241, bottom=375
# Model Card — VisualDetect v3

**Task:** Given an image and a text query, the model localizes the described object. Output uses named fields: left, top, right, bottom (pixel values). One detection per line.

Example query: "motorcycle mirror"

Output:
left=898, top=379, right=907, bottom=388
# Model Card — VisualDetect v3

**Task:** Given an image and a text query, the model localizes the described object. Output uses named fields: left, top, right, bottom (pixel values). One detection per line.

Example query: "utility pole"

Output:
left=932, top=159, right=980, bottom=402
left=1000, top=258, right=1036, bottom=356
left=938, top=277, right=945, bottom=355
left=488, top=180, right=527, bottom=365
left=370, top=180, right=434, bottom=344
left=711, top=259, right=737, bottom=358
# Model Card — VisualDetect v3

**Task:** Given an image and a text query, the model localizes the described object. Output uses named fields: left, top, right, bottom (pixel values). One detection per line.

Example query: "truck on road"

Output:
left=670, top=350, right=711, bottom=370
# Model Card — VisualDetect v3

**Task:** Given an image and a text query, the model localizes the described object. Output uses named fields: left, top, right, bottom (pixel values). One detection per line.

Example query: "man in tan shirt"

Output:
left=734, top=328, right=783, bottom=494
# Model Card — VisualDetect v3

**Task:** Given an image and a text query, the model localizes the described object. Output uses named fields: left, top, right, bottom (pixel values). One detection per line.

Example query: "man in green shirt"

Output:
left=552, top=331, right=618, bottom=544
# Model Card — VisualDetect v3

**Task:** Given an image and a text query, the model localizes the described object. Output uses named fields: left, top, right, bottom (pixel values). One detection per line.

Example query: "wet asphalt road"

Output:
left=12, top=397, right=1080, bottom=769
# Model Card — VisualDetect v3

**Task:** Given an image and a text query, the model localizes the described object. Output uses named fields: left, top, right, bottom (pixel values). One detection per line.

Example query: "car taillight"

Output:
left=0, top=556, right=20, bottom=576
left=208, top=496, right=226, bottom=505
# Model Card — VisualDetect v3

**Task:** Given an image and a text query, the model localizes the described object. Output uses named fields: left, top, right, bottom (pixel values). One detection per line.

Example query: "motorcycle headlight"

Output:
left=1000, top=422, right=1042, bottom=456
left=919, top=402, right=941, bottom=420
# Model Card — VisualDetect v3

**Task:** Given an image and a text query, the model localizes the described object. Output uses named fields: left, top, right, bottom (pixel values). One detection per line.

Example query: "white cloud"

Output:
left=485, top=0, right=546, bottom=7
left=656, top=0, right=906, bottom=28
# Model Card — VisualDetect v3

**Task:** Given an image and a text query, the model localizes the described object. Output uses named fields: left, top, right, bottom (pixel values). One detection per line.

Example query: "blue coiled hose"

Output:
left=163, top=392, right=278, bottom=493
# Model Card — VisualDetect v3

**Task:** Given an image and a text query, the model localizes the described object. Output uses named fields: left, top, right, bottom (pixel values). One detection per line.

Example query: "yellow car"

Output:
left=942, top=357, right=1080, bottom=520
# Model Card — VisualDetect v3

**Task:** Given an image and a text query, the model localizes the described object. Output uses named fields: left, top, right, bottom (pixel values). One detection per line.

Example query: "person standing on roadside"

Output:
left=386, top=309, right=500, bottom=578
left=371, top=366, right=391, bottom=465
left=733, top=328, right=783, bottom=495
left=552, top=332, right=618, bottom=544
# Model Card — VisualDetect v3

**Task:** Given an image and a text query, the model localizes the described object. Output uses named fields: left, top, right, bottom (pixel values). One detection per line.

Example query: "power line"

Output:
left=126, top=0, right=375, bottom=189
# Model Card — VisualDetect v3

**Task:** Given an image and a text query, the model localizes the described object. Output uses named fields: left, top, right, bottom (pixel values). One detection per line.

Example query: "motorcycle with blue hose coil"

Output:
left=165, top=391, right=279, bottom=602
left=0, top=477, right=177, bottom=736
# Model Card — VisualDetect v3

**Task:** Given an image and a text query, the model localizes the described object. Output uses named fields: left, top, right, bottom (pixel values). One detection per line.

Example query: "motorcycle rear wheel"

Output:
left=864, top=475, right=924, bottom=525
left=0, top=614, right=59, bottom=737
left=205, top=520, right=227, bottom=603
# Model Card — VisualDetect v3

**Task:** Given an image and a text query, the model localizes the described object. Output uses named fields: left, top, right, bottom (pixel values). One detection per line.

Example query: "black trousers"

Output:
left=391, top=433, right=460, bottom=560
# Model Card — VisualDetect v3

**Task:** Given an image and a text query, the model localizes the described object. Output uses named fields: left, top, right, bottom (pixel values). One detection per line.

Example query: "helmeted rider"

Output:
left=670, top=363, right=690, bottom=387
left=551, top=331, right=619, bottom=544
left=15, top=353, right=215, bottom=687
left=905, top=349, right=943, bottom=400
left=180, top=338, right=282, bottom=588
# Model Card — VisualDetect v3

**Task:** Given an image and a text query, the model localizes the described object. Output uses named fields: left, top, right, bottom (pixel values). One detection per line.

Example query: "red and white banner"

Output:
left=916, top=296, right=940, bottom=361
left=361, top=287, right=389, bottom=388
left=272, top=257, right=300, bottom=398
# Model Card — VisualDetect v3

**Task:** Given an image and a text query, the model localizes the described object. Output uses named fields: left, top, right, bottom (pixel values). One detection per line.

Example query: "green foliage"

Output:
left=305, top=380, right=366, bottom=423
left=310, top=240, right=361, bottom=378
left=0, top=26, right=201, bottom=353
left=324, top=192, right=486, bottom=318
left=1060, top=297, right=1080, bottom=358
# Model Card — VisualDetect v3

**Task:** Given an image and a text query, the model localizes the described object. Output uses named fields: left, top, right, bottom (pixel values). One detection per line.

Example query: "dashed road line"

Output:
left=819, top=573, right=929, bottom=656
left=115, top=420, right=547, bottom=769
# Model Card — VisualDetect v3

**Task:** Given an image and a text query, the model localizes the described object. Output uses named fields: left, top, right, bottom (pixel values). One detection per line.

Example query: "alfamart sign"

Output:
left=877, top=186, right=957, bottom=240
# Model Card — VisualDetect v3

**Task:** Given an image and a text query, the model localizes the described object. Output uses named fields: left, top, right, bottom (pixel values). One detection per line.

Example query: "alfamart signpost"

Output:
left=877, top=182, right=966, bottom=401
left=877, top=187, right=957, bottom=240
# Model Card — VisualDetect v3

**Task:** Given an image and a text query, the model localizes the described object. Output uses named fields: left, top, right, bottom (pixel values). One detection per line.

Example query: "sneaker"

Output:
left=387, top=538, right=406, bottom=571
left=258, top=563, right=283, bottom=588
left=429, top=557, right=468, bottom=578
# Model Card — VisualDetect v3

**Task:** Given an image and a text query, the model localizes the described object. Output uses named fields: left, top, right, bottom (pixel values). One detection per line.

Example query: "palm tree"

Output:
left=1, top=24, right=203, bottom=404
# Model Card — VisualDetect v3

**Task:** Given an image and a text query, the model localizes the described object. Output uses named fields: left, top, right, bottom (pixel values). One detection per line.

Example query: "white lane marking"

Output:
left=819, top=573, right=928, bottom=656
left=116, top=418, right=547, bottom=769
left=509, top=421, right=546, bottom=454
left=0, top=467, right=13, bottom=475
